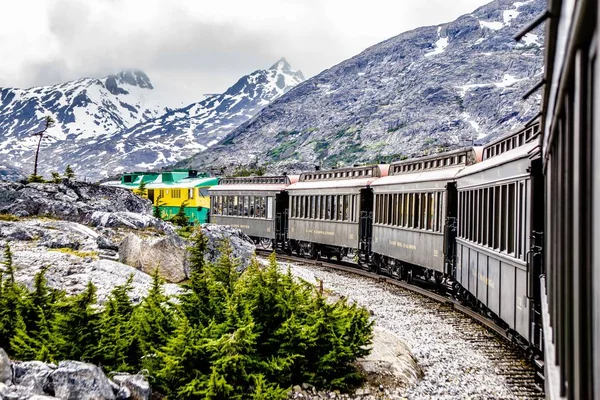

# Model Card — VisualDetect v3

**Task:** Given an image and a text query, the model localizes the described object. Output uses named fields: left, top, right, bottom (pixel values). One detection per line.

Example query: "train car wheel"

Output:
left=336, top=253, right=342, bottom=262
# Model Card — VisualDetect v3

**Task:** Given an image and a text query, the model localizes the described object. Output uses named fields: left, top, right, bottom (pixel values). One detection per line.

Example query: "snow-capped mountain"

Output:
left=91, top=58, right=304, bottom=174
left=179, top=0, right=544, bottom=172
left=0, top=59, right=304, bottom=180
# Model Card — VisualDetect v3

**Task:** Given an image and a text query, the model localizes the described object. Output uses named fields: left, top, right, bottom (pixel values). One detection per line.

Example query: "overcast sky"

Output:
left=0, top=0, right=491, bottom=107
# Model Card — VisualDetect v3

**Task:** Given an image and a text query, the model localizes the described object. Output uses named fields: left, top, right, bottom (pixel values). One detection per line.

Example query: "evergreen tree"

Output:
left=0, top=245, right=25, bottom=354
left=94, top=275, right=142, bottom=371
left=154, top=195, right=164, bottom=220
left=53, top=281, right=101, bottom=361
left=31, top=115, right=55, bottom=179
left=64, top=164, right=75, bottom=180
left=137, top=179, right=148, bottom=197
left=135, top=269, right=177, bottom=371
left=50, top=172, right=61, bottom=183
left=171, top=201, right=190, bottom=227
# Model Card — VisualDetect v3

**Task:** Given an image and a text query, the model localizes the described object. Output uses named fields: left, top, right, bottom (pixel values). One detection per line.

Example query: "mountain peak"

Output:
left=269, top=57, right=291, bottom=70
left=268, top=57, right=305, bottom=82
left=104, top=69, right=153, bottom=94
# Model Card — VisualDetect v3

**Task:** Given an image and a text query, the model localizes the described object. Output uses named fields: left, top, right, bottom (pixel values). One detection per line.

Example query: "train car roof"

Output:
left=455, top=139, right=540, bottom=179
left=146, top=176, right=218, bottom=189
left=371, top=166, right=466, bottom=187
left=209, top=175, right=298, bottom=193
left=287, top=177, right=380, bottom=191
left=288, top=164, right=388, bottom=191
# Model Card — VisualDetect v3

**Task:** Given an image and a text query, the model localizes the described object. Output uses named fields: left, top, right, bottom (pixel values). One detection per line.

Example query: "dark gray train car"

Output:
left=286, top=165, right=387, bottom=260
left=209, top=175, right=298, bottom=248
left=370, top=148, right=478, bottom=281
left=454, top=124, right=541, bottom=341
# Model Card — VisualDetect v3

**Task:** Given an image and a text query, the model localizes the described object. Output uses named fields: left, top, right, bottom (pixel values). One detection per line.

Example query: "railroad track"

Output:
left=257, top=248, right=544, bottom=399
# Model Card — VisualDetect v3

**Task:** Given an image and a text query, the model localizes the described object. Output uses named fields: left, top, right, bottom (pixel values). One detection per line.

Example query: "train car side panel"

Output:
left=372, top=227, right=444, bottom=271
left=213, top=215, right=276, bottom=239
left=289, top=220, right=359, bottom=248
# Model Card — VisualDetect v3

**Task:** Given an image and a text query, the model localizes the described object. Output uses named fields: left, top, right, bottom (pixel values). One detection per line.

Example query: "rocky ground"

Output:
left=0, top=180, right=255, bottom=301
left=278, top=259, right=544, bottom=400
left=0, top=348, right=149, bottom=400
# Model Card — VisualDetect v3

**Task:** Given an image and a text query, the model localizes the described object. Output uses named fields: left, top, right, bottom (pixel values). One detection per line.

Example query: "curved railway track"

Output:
left=257, top=248, right=543, bottom=398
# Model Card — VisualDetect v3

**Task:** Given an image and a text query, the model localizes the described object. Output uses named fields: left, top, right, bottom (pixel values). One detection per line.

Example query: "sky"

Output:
left=0, top=0, right=492, bottom=108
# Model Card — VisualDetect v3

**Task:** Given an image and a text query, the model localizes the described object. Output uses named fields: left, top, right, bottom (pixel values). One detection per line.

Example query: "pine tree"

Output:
left=171, top=201, right=190, bottom=227
left=50, top=172, right=61, bottom=183
left=137, top=179, right=147, bottom=197
left=31, top=115, right=55, bottom=179
left=135, top=269, right=177, bottom=371
left=0, top=245, right=25, bottom=354
left=94, top=275, right=142, bottom=371
left=64, top=164, right=75, bottom=180
left=154, top=195, right=164, bottom=220
left=53, top=281, right=101, bottom=361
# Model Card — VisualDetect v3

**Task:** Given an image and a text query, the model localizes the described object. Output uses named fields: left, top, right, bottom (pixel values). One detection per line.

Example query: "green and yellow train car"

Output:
left=114, top=170, right=218, bottom=224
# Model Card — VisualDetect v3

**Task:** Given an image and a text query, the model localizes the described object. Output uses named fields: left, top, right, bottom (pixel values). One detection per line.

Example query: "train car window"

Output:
left=188, top=189, right=194, bottom=199
left=518, top=182, right=524, bottom=259
left=343, top=195, right=349, bottom=221
left=508, top=184, right=515, bottom=254
left=482, top=189, right=488, bottom=245
left=428, top=193, right=434, bottom=230
left=309, top=196, right=313, bottom=219
left=267, top=197, right=274, bottom=219
left=500, top=186, right=507, bottom=252
left=437, top=192, right=443, bottom=232
left=325, top=196, right=330, bottom=220
left=492, top=187, right=499, bottom=249
left=411, top=194, right=418, bottom=229
left=337, top=195, right=343, bottom=221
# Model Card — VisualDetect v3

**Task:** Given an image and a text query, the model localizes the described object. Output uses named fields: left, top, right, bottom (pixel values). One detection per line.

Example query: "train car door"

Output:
left=359, top=188, right=374, bottom=264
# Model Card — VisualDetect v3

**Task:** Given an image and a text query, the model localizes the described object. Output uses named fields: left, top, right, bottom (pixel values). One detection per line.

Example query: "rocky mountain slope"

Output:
left=180, top=0, right=544, bottom=172
left=0, top=60, right=303, bottom=180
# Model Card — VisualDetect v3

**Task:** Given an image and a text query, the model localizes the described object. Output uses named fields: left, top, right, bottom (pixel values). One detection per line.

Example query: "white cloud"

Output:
left=0, top=0, right=492, bottom=107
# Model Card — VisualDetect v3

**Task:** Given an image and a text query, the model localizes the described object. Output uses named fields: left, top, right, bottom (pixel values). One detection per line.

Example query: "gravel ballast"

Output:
left=279, top=260, right=543, bottom=399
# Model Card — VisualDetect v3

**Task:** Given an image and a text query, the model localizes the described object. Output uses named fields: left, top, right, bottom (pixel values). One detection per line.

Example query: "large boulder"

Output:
left=0, top=181, right=150, bottom=223
left=201, top=224, right=256, bottom=271
left=89, top=211, right=174, bottom=235
left=12, top=361, right=55, bottom=397
left=110, top=374, right=149, bottom=400
left=50, top=361, right=115, bottom=400
left=118, top=233, right=187, bottom=283
left=0, top=348, right=12, bottom=385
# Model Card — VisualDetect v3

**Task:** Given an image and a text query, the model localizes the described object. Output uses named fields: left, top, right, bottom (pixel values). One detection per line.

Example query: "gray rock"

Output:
left=119, top=374, right=150, bottom=400
left=115, top=385, right=131, bottom=400
left=0, top=348, right=12, bottom=384
left=51, top=361, right=115, bottom=400
left=89, top=211, right=174, bottom=235
left=97, top=235, right=119, bottom=251
left=28, top=396, right=60, bottom=400
left=12, top=361, right=55, bottom=396
left=0, top=181, right=151, bottom=223
left=201, top=224, right=256, bottom=271
left=118, top=233, right=187, bottom=283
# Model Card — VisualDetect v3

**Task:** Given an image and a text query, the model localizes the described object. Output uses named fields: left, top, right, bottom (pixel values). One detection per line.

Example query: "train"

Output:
left=208, top=123, right=543, bottom=354
left=208, top=109, right=594, bottom=399
left=108, top=170, right=217, bottom=224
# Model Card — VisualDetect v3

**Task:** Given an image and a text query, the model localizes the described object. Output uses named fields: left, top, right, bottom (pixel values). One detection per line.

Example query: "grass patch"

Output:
left=0, top=214, right=20, bottom=222
left=176, top=226, right=194, bottom=238
left=49, top=248, right=99, bottom=259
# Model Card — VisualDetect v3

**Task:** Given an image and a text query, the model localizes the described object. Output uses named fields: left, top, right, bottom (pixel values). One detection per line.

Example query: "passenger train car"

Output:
left=537, top=0, right=599, bottom=397
left=209, top=175, right=297, bottom=252
left=455, top=124, right=542, bottom=348
left=287, top=165, right=385, bottom=261
left=370, top=148, right=478, bottom=282
left=111, top=170, right=217, bottom=224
